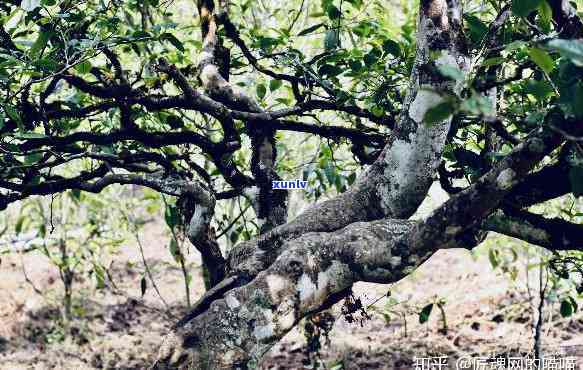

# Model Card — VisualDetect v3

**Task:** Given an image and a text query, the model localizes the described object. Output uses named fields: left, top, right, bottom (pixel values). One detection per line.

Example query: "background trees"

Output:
left=1, top=0, right=583, bottom=369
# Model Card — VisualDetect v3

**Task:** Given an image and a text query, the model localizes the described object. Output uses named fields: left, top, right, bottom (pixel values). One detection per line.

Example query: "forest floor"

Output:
left=1, top=215, right=583, bottom=369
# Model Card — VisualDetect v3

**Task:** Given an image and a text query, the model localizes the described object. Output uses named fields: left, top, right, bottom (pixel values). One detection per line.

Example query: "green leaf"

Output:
left=160, top=32, right=185, bottom=52
left=370, top=104, right=384, bottom=117
left=464, top=14, right=488, bottom=43
left=460, top=94, right=496, bottom=116
left=21, top=0, right=41, bottom=11
left=348, top=59, right=363, bottom=72
left=505, top=40, right=527, bottom=52
left=323, top=162, right=337, bottom=185
left=560, top=299, right=574, bottom=317
left=269, top=79, right=283, bottom=92
left=568, top=296, right=579, bottom=313
left=437, top=64, right=464, bottom=81
left=3, top=105, right=22, bottom=128
left=346, top=0, right=363, bottom=9
left=423, top=101, right=455, bottom=125
left=324, top=29, right=340, bottom=50
left=528, top=47, right=554, bottom=73
left=382, top=39, right=401, bottom=57
left=347, top=172, right=356, bottom=185
left=547, top=39, right=583, bottom=67
left=326, top=5, right=342, bottom=20
left=419, top=303, right=434, bottom=324
left=297, top=23, right=325, bottom=36
left=363, top=47, right=382, bottom=67
left=256, top=83, right=267, bottom=99
left=569, top=166, right=583, bottom=197
left=567, top=296, right=579, bottom=312
left=571, top=83, right=583, bottom=118
left=482, top=57, right=505, bottom=67
left=488, top=248, right=499, bottom=269
left=140, top=276, right=147, bottom=297
left=15, top=216, right=26, bottom=235
left=257, top=36, right=281, bottom=52
left=35, top=57, right=58, bottom=72
left=70, top=189, right=82, bottom=201
left=169, top=238, right=181, bottom=262
left=13, top=132, right=47, bottom=139
left=524, top=80, right=554, bottom=100
left=538, top=1, right=553, bottom=31
left=132, top=30, right=152, bottom=39
left=24, top=152, right=42, bottom=165
left=164, top=204, right=180, bottom=229
left=318, top=64, right=343, bottom=77
left=74, top=61, right=92, bottom=75
left=94, top=265, right=105, bottom=289
left=165, top=114, right=184, bottom=129
left=512, top=0, right=543, bottom=17
left=30, top=31, right=50, bottom=59
left=229, top=228, right=239, bottom=243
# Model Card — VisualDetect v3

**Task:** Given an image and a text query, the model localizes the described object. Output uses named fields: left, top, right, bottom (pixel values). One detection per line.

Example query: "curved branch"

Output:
left=503, top=158, right=572, bottom=208
left=483, top=210, right=583, bottom=251
left=17, top=128, right=223, bottom=154
left=271, top=119, right=386, bottom=146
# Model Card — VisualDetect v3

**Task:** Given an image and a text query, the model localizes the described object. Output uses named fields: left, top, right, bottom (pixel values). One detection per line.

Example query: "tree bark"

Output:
left=153, top=0, right=473, bottom=367
left=152, top=0, right=583, bottom=368
left=227, top=0, right=469, bottom=279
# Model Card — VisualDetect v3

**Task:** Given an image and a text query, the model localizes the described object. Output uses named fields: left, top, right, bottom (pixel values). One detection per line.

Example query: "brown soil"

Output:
left=1, top=217, right=582, bottom=370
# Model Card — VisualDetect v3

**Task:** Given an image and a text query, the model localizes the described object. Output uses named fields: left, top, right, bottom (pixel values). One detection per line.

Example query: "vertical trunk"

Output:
left=180, top=189, right=226, bottom=289
left=154, top=0, right=470, bottom=368
left=227, top=0, right=470, bottom=279
left=196, top=0, right=289, bottom=233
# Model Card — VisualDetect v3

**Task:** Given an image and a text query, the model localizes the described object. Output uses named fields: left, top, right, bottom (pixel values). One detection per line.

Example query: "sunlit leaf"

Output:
left=30, top=31, right=50, bottom=59
left=269, top=79, right=283, bottom=92
left=74, top=61, right=92, bottom=75
left=21, top=0, right=41, bottom=11
left=528, top=47, right=554, bottom=74
left=548, top=39, right=583, bottom=67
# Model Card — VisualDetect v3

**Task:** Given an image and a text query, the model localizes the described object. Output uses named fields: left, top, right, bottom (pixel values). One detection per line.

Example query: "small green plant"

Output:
left=162, top=195, right=192, bottom=307
left=417, top=297, right=448, bottom=335
left=12, top=188, right=128, bottom=321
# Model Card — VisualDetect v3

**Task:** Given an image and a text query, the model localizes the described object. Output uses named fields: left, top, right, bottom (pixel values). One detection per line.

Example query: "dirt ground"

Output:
left=1, top=214, right=582, bottom=369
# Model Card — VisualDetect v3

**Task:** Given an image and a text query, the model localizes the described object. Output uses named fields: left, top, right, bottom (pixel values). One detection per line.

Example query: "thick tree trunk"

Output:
left=152, top=0, right=583, bottom=368
left=227, top=0, right=469, bottom=279
left=154, top=113, right=571, bottom=368
left=196, top=0, right=289, bottom=233
left=153, top=0, right=471, bottom=368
